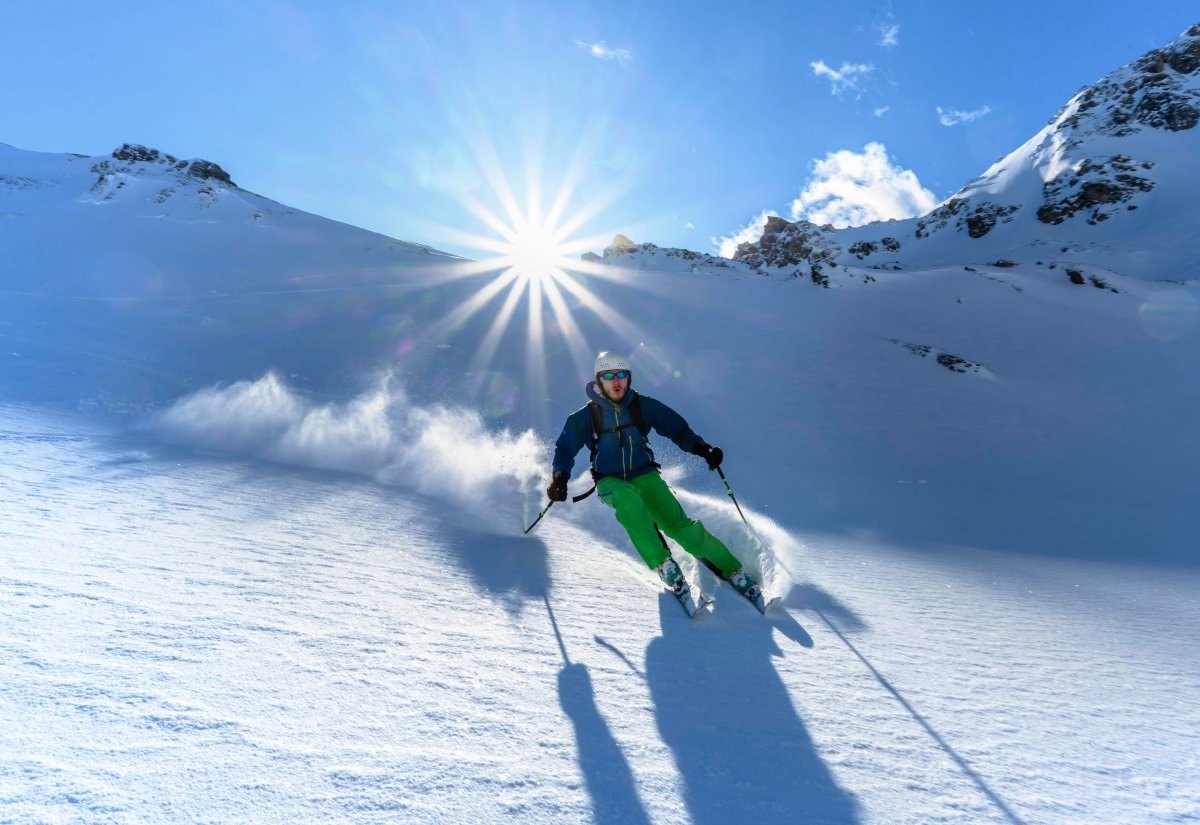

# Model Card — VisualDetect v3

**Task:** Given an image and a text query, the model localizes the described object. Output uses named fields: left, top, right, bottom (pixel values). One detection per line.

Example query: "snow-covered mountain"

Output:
left=599, top=24, right=1200, bottom=285
left=0, top=141, right=470, bottom=406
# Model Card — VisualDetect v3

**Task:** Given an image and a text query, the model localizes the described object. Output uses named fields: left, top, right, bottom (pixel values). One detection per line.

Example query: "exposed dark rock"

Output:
left=102, top=144, right=238, bottom=188
left=1067, top=268, right=1086, bottom=284
left=1037, top=155, right=1155, bottom=225
left=113, top=144, right=178, bottom=164
left=847, top=236, right=902, bottom=258
left=890, top=339, right=986, bottom=375
left=916, top=196, right=1022, bottom=240
left=993, top=260, right=1016, bottom=268
left=848, top=241, right=877, bottom=259
left=1169, top=39, right=1200, bottom=74
left=936, top=353, right=977, bottom=373
left=914, top=197, right=1019, bottom=240
left=915, top=198, right=967, bottom=239
left=965, top=203, right=1021, bottom=238
left=733, top=216, right=838, bottom=273
left=187, top=159, right=234, bottom=185
left=1134, top=91, right=1199, bottom=130
left=1093, top=32, right=1200, bottom=134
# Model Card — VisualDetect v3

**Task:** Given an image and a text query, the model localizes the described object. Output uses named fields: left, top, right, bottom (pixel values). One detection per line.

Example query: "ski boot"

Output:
left=727, top=568, right=768, bottom=613
left=657, top=557, right=686, bottom=594
left=658, top=557, right=711, bottom=618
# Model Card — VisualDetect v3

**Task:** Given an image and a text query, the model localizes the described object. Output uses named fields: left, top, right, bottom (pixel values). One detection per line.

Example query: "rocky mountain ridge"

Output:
left=592, top=23, right=1200, bottom=284
left=87, top=144, right=241, bottom=207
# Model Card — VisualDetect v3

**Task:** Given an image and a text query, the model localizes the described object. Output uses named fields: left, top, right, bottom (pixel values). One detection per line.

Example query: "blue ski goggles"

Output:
left=598, top=370, right=630, bottom=381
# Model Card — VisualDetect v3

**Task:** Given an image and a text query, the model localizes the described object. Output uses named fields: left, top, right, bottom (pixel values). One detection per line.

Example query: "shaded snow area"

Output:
left=3, top=404, right=1198, bottom=824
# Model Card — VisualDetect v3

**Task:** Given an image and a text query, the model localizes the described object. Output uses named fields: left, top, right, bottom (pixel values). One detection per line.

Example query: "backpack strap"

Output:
left=589, top=396, right=648, bottom=436
left=631, top=395, right=649, bottom=437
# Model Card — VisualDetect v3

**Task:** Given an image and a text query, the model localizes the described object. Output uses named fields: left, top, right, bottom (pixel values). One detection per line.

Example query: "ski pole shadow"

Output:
left=645, top=595, right=863, bottom=824
left=811, top=606, right=1029, bottom=825
left=545, top=597, right=652, bottom=825
left=766, top=604, right=815, bottom=648
left=789, top=582, right=1026, bottom=824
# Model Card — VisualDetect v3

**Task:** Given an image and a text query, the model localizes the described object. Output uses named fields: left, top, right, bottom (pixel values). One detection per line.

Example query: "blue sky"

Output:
left=2, top=1, right=1196, bottom=259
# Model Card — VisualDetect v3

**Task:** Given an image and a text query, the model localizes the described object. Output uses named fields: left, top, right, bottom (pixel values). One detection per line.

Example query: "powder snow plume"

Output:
left=147, top=372, right=547, bottom=534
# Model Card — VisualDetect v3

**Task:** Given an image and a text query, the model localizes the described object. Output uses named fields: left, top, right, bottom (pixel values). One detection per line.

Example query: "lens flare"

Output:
left=1139, top=289, right=1199, bottom=341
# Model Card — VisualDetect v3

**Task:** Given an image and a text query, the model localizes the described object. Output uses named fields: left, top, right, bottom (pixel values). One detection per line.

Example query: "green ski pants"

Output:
left=596, top=471, right=742, bottom=577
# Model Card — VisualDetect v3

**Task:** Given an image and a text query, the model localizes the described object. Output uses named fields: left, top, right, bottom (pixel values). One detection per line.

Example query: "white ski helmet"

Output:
left=594, top=351, right=631, bottom=376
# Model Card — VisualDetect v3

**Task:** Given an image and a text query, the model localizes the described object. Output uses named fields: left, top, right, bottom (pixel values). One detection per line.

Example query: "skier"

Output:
left=546, top=351, right=764, bottom=612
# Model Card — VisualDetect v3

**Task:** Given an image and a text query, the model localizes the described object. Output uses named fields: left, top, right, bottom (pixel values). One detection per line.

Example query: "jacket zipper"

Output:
left=612, top=401, right=629, bottom=480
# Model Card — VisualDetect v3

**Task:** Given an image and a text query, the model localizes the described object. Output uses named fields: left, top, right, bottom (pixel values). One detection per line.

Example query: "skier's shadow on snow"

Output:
left=645, top=596, right=862, bottom=824
left=440, top=522, right=551, bottom=614
left=558, top=662, right=653, bottom=825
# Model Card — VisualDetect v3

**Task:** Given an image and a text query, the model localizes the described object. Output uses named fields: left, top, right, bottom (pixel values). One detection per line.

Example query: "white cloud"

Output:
left=810, top=60, right=874, bottom=96
left=685, top=221, right=695, bottom=229
left=874, top=106, right=890, bottom=118
left=937, top=105, right=992, bottom=126
left=789, top=142, right=936, bottom=229
left=576, top=40, right=632, bottom=64
left=879, top=24, right=900, bottom=47
left=714, top=209, right=779, bottom=259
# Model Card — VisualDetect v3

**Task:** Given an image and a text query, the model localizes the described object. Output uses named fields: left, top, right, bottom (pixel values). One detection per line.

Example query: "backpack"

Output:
left=572, top=394, right=653, bottom=503
left=587, top=395, right=649, bottom=448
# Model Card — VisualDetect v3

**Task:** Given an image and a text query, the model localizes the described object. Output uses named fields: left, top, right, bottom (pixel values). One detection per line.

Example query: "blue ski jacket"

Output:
left=552, top=382, right=706, bottom=482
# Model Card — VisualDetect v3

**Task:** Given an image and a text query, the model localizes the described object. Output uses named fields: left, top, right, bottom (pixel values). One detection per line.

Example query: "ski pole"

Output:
left=523, top=500, right=555, bottom=534
left=716, top=466, right=752, bottom=528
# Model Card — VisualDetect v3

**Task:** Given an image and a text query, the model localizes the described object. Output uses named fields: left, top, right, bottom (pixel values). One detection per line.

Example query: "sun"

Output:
left=502, top=222, right=572, bottom=281
left=507, top=226, right=566, bottom=278
left=422, top=189, right=659, bottom=414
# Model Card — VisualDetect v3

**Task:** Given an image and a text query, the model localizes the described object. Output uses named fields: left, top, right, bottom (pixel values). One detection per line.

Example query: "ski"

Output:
left=670, top=580, right=713, bottom=618
left=657, top=557, right=710, bottom=618
left=740, top=588, right=775, bottom=615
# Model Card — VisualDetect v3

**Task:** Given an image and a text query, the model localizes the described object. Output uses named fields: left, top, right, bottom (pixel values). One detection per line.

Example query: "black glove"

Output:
left=693, top=442, right=723, bottom=471
left=547, top=472, right=568, bottom=502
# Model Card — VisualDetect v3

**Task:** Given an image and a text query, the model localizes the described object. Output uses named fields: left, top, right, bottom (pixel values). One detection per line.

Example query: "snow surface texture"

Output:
left=3, top=405, right=1198, bottom=824
left=3, top=25, right=1200, bottom=825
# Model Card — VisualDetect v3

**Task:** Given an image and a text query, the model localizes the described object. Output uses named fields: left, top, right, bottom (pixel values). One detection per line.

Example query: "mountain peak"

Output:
left=1059, top=24, right=1200, bottom=140
left=110, top=143, right=237, bottom=186
left=733, top=216, right=838, bottom=271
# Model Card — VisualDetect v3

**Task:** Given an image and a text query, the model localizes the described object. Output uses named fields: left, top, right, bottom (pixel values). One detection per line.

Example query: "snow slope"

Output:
left=3, top=402, right=1198, bottom=824
left=2, top=25, right=1200, bottom=825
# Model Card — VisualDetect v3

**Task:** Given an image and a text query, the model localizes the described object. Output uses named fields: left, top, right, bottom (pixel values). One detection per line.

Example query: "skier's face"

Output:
left=598, top=370, right=630, bottom=401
